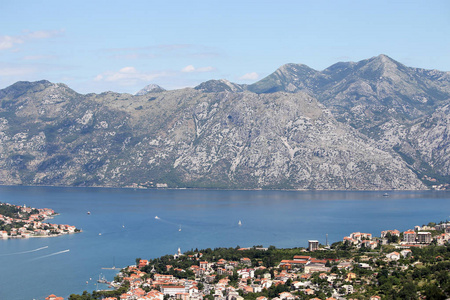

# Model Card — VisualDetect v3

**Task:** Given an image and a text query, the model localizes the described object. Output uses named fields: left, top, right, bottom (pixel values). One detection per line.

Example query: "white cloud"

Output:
left=0, top=36, right=23, bottom=50
left=239, top=72, right=259, bottom=80
left=181, top=65, right=196, bottom=73
left=181, top=65, right=216, bottom=73
left=0, top=29, right=64, bottom=51
left=94, top=67, right=169, bottom=86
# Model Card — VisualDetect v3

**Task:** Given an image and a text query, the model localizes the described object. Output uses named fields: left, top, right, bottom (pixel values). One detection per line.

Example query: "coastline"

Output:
left=1, top=231, right=82, bottom=240
left=0, top=183, right=444, bottom=192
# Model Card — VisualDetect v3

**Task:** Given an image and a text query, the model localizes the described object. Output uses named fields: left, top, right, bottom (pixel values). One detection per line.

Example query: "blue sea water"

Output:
left=0, top=186, right=449, bottom=300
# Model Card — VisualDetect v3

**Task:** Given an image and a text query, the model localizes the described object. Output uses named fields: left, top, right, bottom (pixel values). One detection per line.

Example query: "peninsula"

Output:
left=0, top=202, right=80, bottom=239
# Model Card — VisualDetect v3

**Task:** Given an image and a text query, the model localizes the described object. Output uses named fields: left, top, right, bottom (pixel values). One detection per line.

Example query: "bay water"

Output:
left=0, top=186, right=448, bottom=300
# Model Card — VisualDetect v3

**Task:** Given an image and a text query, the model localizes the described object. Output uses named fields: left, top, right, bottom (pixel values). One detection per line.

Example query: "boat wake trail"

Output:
left=0, top=246, right=49, bottom=256
left=30, top=249, right=70, bottom=261
left=155, top=216, right=178, bottom=226
left=155, top=216, right=190, bottom=231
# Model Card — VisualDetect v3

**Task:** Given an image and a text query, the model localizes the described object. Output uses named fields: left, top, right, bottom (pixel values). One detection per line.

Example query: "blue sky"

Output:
left=1, top=0, right=449, bottom=94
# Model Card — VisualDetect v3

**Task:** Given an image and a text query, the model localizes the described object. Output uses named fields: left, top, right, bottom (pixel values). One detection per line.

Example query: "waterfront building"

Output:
left=403, top=230, right=416, bottom=243
left=417, top=232, right=432, bottom=244
left=308, top=240, right=319, bottom=251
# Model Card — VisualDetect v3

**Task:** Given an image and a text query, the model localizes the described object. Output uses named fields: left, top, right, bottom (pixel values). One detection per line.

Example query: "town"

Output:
left=0, top=202, right=80, bottom=238
left=66, top=221, right=450, bottom=300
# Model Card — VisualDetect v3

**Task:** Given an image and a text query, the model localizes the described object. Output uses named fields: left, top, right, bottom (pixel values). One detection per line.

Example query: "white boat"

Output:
left=179, top=225, right=182, bottom=232
left=238, top=220, right=242, bottom=226
left=97, top=274, right=108, bottom=284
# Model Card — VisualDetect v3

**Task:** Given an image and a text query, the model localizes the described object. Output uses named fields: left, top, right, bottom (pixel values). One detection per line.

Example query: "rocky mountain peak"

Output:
left=247, top=63, right=318, bottom=94
left=194, top=79, right=244, bottom=93
left=365, top=54, right=402, bottom=76
left=277, top=63, right=317, bottom=75
left=0, top=80, right=54, bottom=99
left=135, top=84, right=166, bottom=96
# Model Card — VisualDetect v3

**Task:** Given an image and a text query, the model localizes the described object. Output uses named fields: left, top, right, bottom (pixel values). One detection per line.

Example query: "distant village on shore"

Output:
left=0, top=202, right=80, bottom=239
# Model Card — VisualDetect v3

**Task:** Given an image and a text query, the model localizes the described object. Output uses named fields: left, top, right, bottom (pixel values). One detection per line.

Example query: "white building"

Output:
left=308, top=240, right=319, bottom=251
left=417, top=232, right=432, bottom=244
left=161, top=286, right=186, bottom=296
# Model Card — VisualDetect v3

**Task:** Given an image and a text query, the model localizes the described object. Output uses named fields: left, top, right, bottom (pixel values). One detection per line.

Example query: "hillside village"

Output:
left=0, top=202, right=80, bottom=238
left=67, top=221, right=450, bottom=300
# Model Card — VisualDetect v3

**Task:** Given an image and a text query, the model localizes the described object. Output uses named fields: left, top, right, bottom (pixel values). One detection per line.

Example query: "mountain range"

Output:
left=0, top=54, right=449, bottom=190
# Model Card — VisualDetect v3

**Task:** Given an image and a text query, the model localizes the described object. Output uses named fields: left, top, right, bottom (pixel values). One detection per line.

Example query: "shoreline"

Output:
left=0, top=231, right=82, bottom=240
left=0, top=183, right=447, bottom=192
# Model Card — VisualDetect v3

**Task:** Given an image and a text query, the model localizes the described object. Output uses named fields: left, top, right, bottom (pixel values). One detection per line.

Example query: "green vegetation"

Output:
left=0, top=203, right=38, bottom=219
left=68, top=281, right=130, bottom=300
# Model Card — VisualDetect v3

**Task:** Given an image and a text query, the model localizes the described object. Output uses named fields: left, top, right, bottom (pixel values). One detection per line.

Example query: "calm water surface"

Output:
left=0, top=186, right=449, bottom=300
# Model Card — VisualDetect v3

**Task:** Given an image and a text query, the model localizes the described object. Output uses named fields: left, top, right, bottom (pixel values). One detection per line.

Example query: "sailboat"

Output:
left=97, top=274, right=108, bottom=283
left=238, top=220, right=242, bottom=226
left=178, top=225, right=182, bottom=232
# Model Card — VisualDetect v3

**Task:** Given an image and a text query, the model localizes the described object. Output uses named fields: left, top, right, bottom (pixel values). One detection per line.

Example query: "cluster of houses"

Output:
left=46, top=222, right=450, bottom=300
left=107, top=249, right=377, bottom=300
left=342, top=232, right=377, bottom=249
left=0, top=203, right=79, bottom=239
left=341, top=222, right=450, bottom=250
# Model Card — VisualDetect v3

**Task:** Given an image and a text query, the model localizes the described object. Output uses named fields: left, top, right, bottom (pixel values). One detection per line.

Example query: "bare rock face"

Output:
left=148, top=91, right=423, bottom=190
left=1, top=55, right=449, bottom=189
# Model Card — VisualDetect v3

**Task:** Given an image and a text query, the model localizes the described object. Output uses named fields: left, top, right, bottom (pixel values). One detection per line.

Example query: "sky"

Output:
left=1, top=0, right=449, bottom=94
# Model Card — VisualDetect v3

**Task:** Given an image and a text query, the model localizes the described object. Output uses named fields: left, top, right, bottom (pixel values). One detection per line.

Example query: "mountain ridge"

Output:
left=0, top=55, right=449, bottom=190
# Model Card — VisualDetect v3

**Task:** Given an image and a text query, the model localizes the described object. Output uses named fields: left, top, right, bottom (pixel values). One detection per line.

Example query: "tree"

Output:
left=397, top=280, right=417, bottom=300
left=423, top=283, right=446, bottom=300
